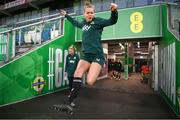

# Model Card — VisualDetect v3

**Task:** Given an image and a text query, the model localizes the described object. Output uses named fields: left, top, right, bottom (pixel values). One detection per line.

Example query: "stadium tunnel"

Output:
left=0, top=0, right=179, bottom=119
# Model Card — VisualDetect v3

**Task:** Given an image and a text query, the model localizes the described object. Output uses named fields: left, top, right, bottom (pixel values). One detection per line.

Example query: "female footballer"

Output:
left=60, top=2, right=118, bottom=107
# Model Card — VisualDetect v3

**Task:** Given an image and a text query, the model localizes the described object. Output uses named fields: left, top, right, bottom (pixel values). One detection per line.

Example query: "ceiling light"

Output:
left=114, top=52, right=125, bottom=55
left=141, top=52, right=149, bottom=55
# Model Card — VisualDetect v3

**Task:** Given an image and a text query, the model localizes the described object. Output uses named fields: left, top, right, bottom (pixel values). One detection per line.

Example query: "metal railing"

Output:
left=0, top=13, right=64, bottom=64
left=1, top=0, right=179, bottom=28
left=0, top=0, right=179, bottom=64
left=74, top=0, right=179, bottom=15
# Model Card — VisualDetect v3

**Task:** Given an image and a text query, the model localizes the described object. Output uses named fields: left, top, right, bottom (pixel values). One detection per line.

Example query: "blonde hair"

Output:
left=68, top=45, right=76, bottom=51
left=84, top=1, right=95, bottom=12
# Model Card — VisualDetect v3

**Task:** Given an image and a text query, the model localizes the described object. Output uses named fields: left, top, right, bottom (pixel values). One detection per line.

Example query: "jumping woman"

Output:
left=60, top=1, right=118, bottom=107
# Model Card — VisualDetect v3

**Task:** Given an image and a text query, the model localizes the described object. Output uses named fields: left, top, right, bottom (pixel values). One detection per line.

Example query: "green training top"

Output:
left=65, top=53, right=79, bottom=76
left=65, top=10, right=118, bottom=54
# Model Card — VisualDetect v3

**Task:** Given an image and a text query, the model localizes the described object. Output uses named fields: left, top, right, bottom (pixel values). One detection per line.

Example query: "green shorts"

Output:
left=81, top=53, right=105, bottom=67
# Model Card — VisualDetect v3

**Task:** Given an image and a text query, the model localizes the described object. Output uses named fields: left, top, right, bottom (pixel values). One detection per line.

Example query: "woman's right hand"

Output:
left=60, top=9, right=67, bottom=16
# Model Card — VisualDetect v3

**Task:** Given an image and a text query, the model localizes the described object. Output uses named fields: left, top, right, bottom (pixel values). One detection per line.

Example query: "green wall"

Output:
left=159, top=4, right=180, bottom=117
left=0, top=20, right=76, bottom=106
left=76, top=5, right=161, bottom=41
left=0, top=4, right=179, bottom=118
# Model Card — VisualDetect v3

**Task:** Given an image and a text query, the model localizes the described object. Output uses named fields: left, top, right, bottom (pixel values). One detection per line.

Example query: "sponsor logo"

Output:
left=130, top=12, right=143, bottom=33
left=96, top=58, right=100, bottom=62
left=70, top=60, right=75, bottom=63
left=82, top=25, right=91, bottom=31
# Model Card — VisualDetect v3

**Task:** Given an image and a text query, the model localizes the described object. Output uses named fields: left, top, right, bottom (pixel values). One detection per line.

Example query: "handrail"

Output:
left=16, top=12, right=60, bottom=25
left=0, top=13, right=74, bottom=34
left=13, top=7, right=74, bottom=25
left=0, top=0, right=178, bottom=28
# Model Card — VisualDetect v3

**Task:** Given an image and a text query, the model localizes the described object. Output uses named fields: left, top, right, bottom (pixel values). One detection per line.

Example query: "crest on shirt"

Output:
left=90, top=21, right=95, bottom=25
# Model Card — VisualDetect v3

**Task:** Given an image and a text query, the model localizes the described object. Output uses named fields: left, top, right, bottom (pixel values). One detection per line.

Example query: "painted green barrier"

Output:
left=76, top=5, right=161, bottom=41
left=0, top=20, right=75, bottom=106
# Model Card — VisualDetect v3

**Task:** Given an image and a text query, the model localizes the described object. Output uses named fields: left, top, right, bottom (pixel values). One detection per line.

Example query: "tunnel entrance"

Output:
left=87, top=38, right=160, bottom=94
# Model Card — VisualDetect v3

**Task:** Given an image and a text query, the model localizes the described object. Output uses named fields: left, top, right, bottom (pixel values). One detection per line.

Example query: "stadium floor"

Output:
left=0, top=73, right=177, bottom=119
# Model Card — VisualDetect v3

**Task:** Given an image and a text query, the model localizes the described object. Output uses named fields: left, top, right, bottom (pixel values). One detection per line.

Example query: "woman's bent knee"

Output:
left=87, top=80, right=95, bottom=86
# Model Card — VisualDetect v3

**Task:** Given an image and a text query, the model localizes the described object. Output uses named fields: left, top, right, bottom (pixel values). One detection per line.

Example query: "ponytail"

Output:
left=84, top=0, right=95, bottom=12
